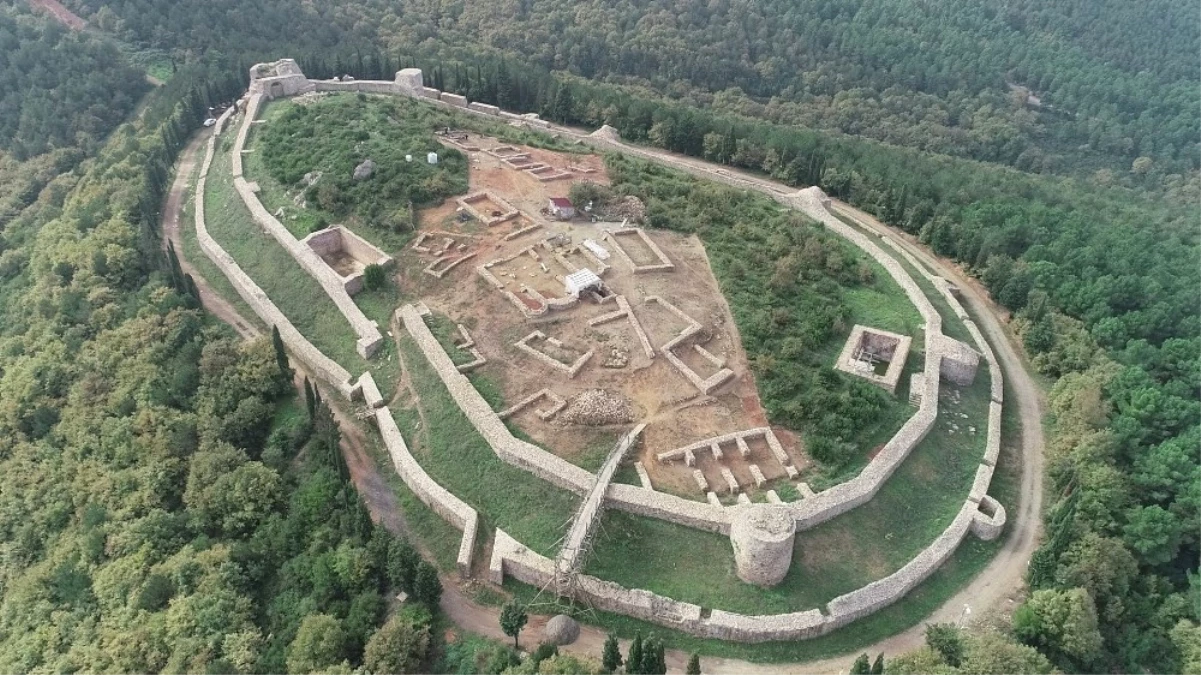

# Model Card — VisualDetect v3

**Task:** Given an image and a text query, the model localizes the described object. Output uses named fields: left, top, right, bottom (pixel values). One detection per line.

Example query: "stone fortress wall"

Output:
left=195, top=91, right=478, bottom=575
left=232, top=69, right=384, bottom=358
left=196, top=60, right=1010, bottom=642
left=194, top=106, right=358, bottom=398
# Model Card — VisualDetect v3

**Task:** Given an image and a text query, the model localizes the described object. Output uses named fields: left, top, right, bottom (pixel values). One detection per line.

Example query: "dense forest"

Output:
left=63, top=0, right=1201, bottom=182
left=2, top=0, right=1197, bottom=672
left=0, top=16, right=453, bottom=672
left=0, top=9, right=148, bottom=159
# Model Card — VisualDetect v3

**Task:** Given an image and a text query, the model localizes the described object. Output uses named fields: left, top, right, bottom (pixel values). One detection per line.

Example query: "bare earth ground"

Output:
left=400, top=132, right=805, bottom=498
left=26, top=0, right=86, bottom=30
left=169, top=115, right=1045, bottom=671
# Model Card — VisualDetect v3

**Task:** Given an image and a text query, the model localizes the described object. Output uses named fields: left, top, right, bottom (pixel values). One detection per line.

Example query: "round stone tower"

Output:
left=729, top=504, right=796, bottom=587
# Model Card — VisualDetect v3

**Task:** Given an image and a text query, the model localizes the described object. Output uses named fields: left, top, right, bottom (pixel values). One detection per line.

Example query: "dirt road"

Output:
left=26, top=0, right=86, bottom=30
left=162, top=133, right=261, bottom=341
left=163, top=119, right=1045, bottom=672
left=830, top=202, right=1047, bottom=622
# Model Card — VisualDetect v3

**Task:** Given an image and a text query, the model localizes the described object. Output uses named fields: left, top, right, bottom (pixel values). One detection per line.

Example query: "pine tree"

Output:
left=686, top=653, right=701, bottom=675
left=271, top=325, right=290, bottom=378
left=870, top=653, right=884, bottom=674
left=601, top=633, right=622, bottom=673
left=850, top=653, right=871, bottom=674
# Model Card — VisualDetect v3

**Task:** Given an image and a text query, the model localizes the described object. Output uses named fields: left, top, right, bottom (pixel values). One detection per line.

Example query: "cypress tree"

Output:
left=870, top=653, right=884, bottom=674
left=686, top=653, right=701, bottom=675
left=626, top=633, right=643, bottom=675
left=601, top=633, right=622, bottom=673
left=183, top=273, right=200, bottom=305
left=304, top=377, right=316, bottom=422
left=166, top=241, right=183, bottom=289
left=271, top=325, right=290, bottom=378
left=413, top=561, right=442, bottom=606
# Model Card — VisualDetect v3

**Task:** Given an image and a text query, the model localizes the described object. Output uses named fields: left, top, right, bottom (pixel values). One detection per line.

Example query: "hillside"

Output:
left=1, top=0, right=1197, bottom=673
left=63, top=0, right=1201, bottom=182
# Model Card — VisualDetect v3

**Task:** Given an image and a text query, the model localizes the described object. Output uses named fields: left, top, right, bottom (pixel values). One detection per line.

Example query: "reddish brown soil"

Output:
left=400, top=133, right=805, bottom=498
left=27, top=0, right=86, bottom=29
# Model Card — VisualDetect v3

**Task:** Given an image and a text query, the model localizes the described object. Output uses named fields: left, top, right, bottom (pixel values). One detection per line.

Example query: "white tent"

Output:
left=565, top=269, right=603, bottom=298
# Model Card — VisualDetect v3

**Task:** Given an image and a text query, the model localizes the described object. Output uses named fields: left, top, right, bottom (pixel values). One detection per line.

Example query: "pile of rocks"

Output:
left=607, top=195, right=646, bottom=223
left=559, top=389, right=635, bottom=426
left=602, top=345, right=629, bottom=368
left=352, top=159, right=376, bottom=180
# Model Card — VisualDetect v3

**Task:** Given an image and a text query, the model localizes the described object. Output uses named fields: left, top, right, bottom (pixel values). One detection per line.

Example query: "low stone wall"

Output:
left=491, top=494, right=1003, bottom=642
left=603, top=228, right=675, bottom=273
left=663, top=347, right=736, bottom=395
left=230, top=94, right=384, bottom=358
left=834, top=325, right=912, bottom=394
left=222, top=64, right=1016, bottom=639
left=303, top=225, right=393, bottom=295
left=195, top=107, right=356, bottom=399
left=374, top=406, right=478, bottom=575
left=400, top=303, right=733, bottom=533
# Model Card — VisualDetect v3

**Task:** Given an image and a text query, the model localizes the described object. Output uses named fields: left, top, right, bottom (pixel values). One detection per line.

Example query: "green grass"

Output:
left=840, top=253, right=924, bottom=337
left=834, top=211, right=975, bottom=344
left=585, top=284, right=994, bottom=616
left=175, top=152, right=265, bottom=336
left=202, top=136, right=399, bottom=397
left=394, top=331, right=578, bottom=556
left=348, top=402, right=465, bottom=572
left=425, top=312, right=476, bottom=367
left=506, top=370, right=1022, bottom=663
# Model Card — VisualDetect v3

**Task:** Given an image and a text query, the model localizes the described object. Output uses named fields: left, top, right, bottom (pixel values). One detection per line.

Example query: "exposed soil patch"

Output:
left=398, top=133, right=802, bottom=488
left=27, top=0, right=86, bottom=29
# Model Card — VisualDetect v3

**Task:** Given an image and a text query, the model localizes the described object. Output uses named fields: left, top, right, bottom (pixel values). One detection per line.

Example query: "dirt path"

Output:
left=160, top=130, right=544, bottom=651
left=26, top=0, right=86, bottom=30
left=829, top=201, right=1048, bottom=622
left=165, top=118, right=1045, bottom=672
left=162, top=133, right=261, bottom=341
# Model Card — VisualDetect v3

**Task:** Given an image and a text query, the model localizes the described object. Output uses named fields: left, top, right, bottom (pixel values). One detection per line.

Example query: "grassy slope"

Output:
left=393, top=331, right=578, bottom=556
left=586, top=366, right=990, bottom=615
left=202, top=133, right=399, bottom=396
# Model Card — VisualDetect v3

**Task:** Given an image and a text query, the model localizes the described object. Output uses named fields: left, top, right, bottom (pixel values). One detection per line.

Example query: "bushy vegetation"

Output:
left=607, top=155, right=908, bottom=471
left=0, top=7, right=149, bottom=160
left=7, top=0, right=1197, bottom=670
left=67, top=0, right=1201, bottom=180
left=0, top=27, right=440, bottom=672
left=257, top=95, right=467, bottom=231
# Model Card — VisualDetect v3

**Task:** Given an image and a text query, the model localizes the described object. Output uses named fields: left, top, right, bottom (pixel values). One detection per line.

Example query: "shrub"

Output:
left=363, top=264, right=386, bottom=291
